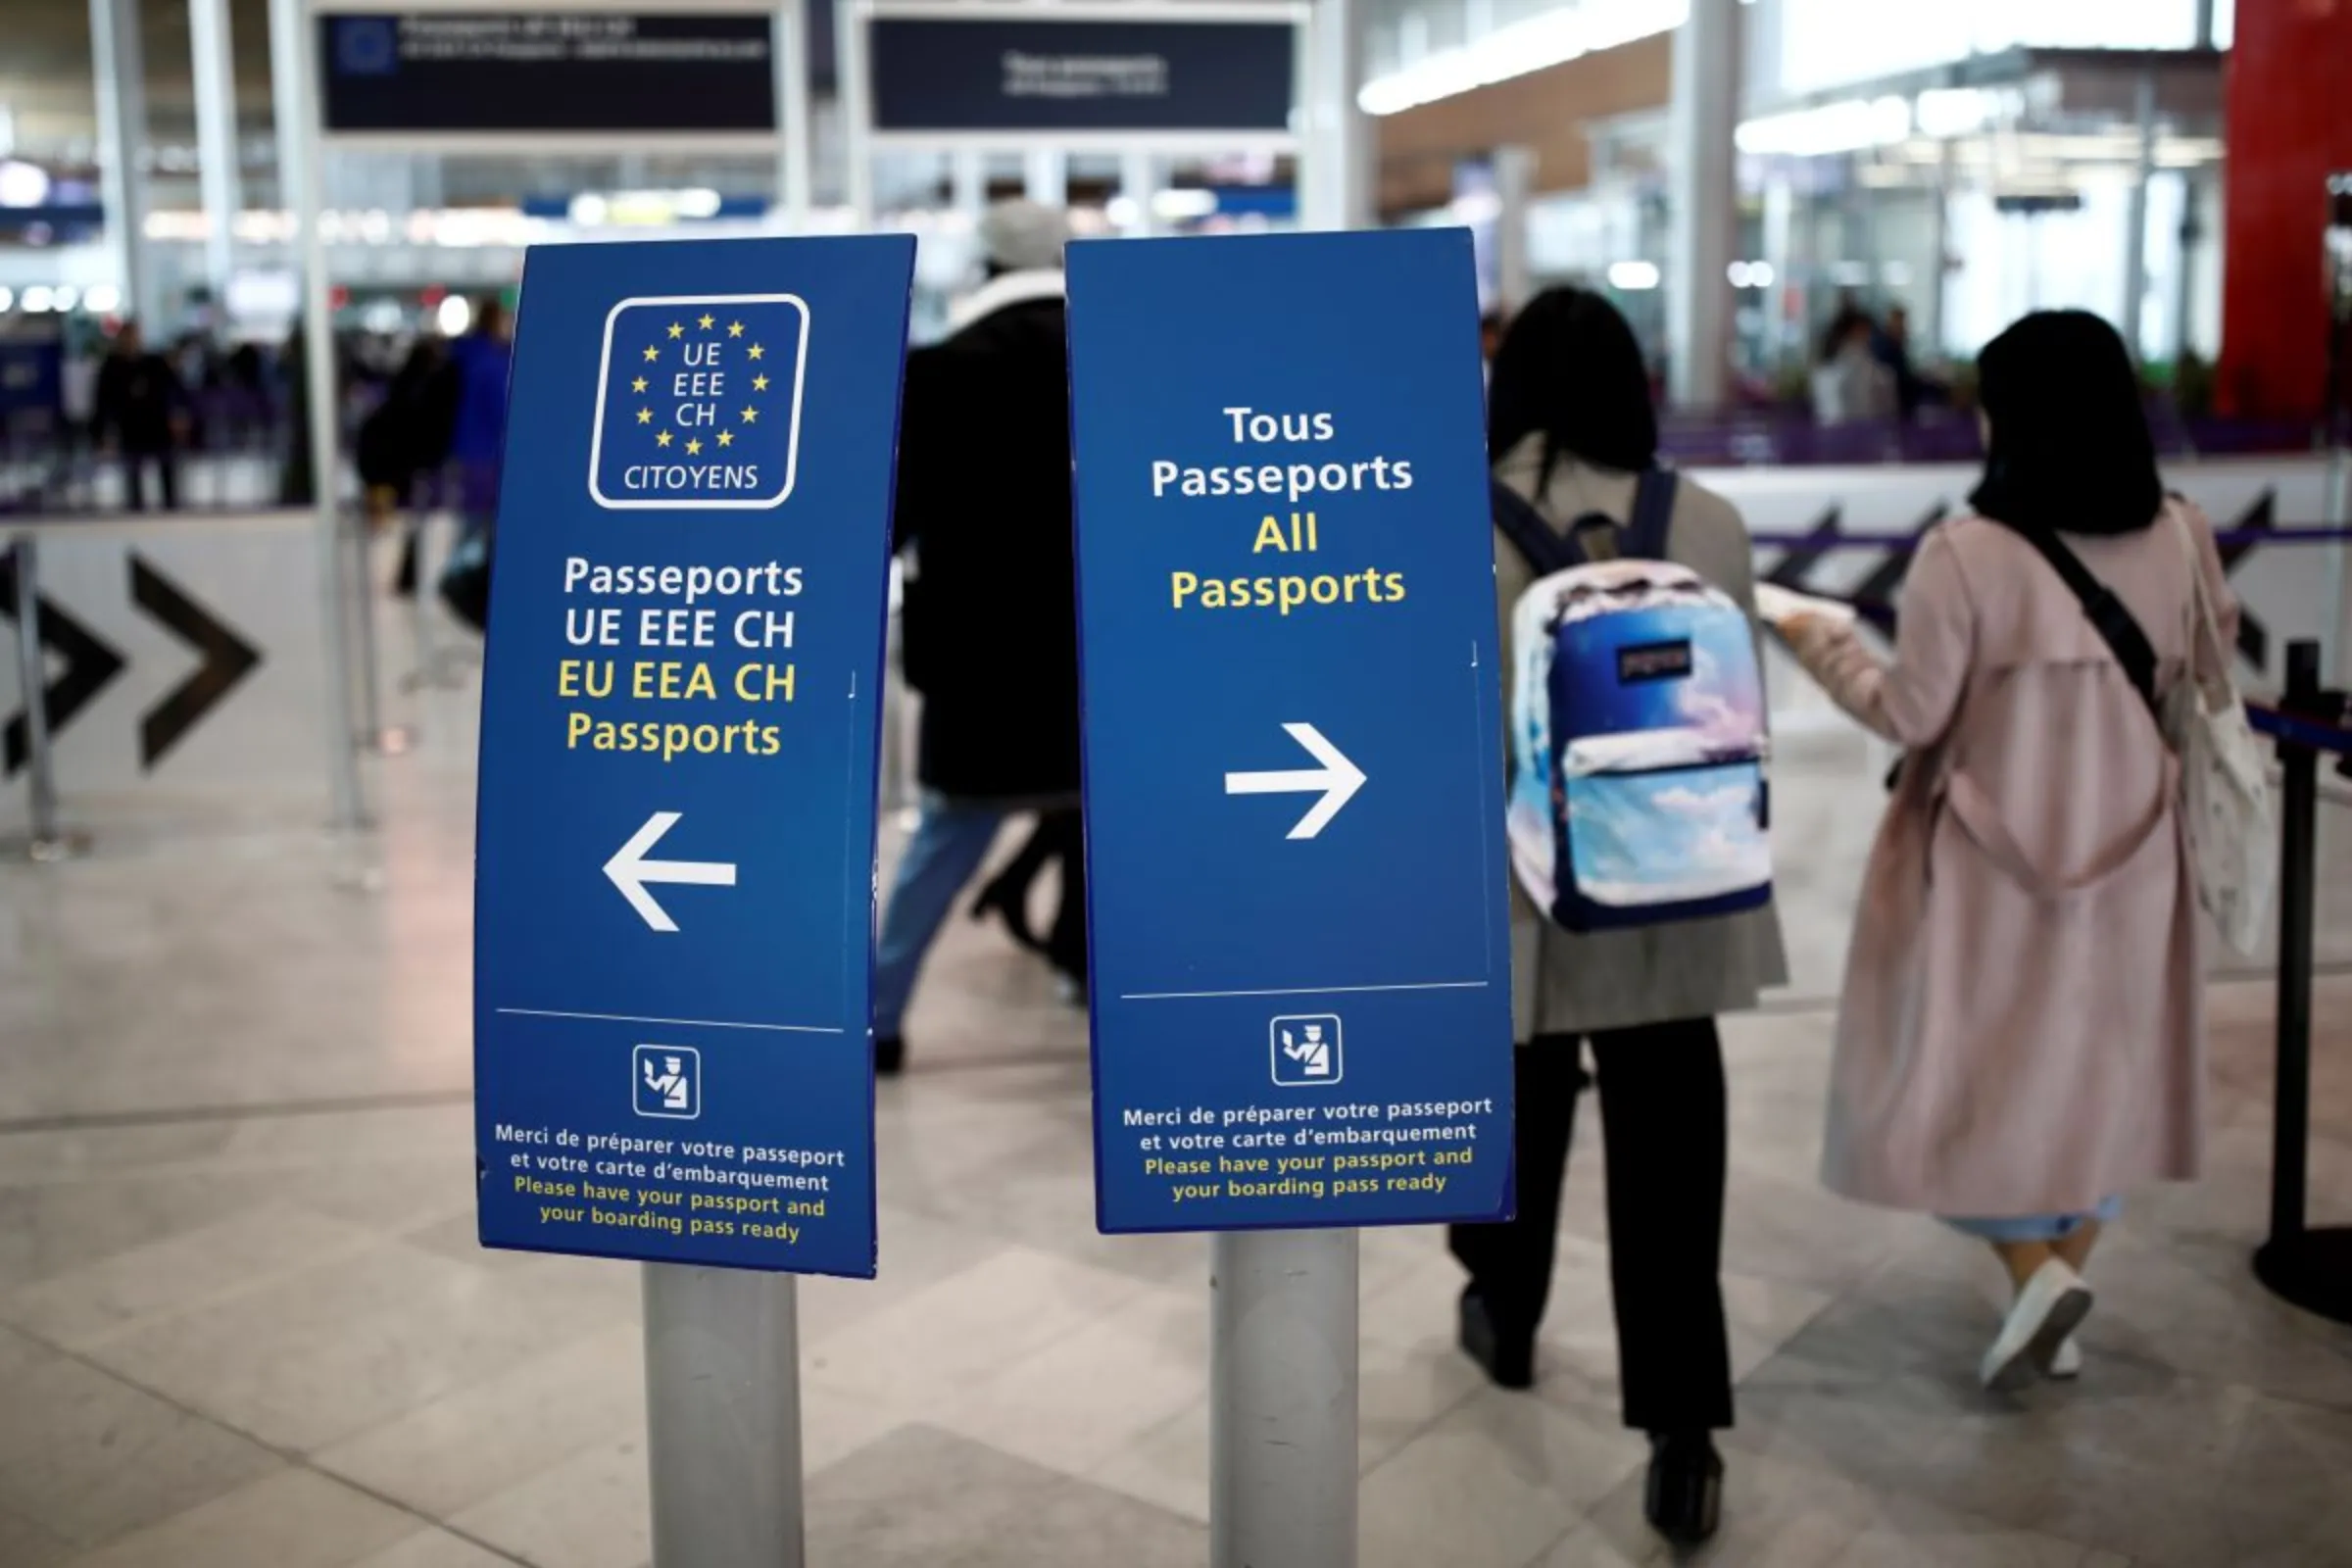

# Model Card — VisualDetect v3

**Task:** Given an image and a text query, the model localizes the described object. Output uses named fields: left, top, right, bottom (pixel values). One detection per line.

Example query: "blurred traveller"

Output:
left=1780, top=312, right=2230, bottom=1390
left=872, top=201, right=1084, bottom=1074
left=444, top=296, right=513, bottom=545
left=1452, top=286, right=1788, bottom=1546
left=1810, top=306, right=1895, bottom=427
left=92, top=319, right=189, bottom=511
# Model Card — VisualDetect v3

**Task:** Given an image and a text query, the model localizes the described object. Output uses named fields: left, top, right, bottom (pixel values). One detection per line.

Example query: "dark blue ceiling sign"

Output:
left=865, top=16, right=1297, bottom=134
left=318, top=13, right=778, bottom=134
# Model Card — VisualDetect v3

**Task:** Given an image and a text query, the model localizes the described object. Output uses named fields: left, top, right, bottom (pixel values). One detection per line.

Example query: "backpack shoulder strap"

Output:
left=1492, top=476, right=1584, bottom=576
left=1991, top=517, right=2160, bottom=717
left=1619, top=468, right=1680, bottom=561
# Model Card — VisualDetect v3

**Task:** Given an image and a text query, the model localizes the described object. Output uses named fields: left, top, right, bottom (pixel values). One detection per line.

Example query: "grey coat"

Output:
left=1493, top=435, right=1790, bottom=1040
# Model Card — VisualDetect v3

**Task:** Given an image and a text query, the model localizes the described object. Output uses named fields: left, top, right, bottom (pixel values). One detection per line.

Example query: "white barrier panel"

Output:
left=1696, top=457, right=2346, bottom=727
left=0, top=513, right=331, bottom=831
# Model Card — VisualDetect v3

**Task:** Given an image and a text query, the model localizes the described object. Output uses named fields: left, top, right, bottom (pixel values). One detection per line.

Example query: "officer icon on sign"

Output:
left=633, top=1045, right=701, bottom=1119
left=1271, top=1015, right=1343, bottom=1087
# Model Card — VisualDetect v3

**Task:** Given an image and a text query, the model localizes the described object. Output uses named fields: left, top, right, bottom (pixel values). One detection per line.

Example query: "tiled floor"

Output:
left=1, top=592, right=2348, bottom=1568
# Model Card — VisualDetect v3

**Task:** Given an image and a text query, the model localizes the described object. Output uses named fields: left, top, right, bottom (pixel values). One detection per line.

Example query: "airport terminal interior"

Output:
left=4, top=0, right=2352, bottom=1566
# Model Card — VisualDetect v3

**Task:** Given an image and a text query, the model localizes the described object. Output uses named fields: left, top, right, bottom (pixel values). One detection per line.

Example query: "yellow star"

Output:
left=698, top=313, right=715, bottom=330
left=727, top=320, right=745, bottom=338
left=636, top=408, right=652, bottom=424
left=740, top=406, right=759, bottom=424
left=684, top=436, right=703, bottom=456
left=716, top=429, right=734, bottom=448
left=751, top=373, right=769, bottom=392
left=630, top=375, right=648, bottom=393
left=666, top=321, right=684, bottom=339
left=655, top=429, right=672, bottom=448
left=746, top=343, right=764, bottom=361
left=642, top=345, right=659, bottom=362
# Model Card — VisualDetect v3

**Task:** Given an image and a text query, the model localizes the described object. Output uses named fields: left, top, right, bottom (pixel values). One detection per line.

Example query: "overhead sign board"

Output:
left=318, top=12, right=778, bottom=133
left=472, top=234, right=914, bottom=1278
left=1065, top=230, right=1515, bottom=1235
left=865, top=16, right=1297, bottom=134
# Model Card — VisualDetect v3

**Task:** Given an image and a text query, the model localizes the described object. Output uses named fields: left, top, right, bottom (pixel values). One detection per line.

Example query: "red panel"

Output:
left=2221, top=0, right=2352, bottom=417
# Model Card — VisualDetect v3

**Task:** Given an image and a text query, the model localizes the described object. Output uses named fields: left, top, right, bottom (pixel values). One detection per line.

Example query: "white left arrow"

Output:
left=1224, top=722, right=1368, bottom=841
left=604, top=810, right=738, bottom=932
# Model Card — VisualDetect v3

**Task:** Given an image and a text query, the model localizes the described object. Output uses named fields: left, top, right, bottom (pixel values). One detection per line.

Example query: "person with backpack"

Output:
left=1776, top=311, right=2239, bottom=1392
left=1451, top=287, right=1788, bottom=1547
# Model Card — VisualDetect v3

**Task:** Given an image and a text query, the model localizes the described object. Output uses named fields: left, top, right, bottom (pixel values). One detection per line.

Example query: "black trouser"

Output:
left=975, top=808, right=1087, bottom=979
left=1447, top=1017, right=1734, bottom=1433
left=122, top=449, right=179, bottom=512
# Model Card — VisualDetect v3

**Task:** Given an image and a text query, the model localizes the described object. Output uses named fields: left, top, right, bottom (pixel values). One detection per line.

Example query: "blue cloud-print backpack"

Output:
left=1493, top=471, right=1773, bottom=931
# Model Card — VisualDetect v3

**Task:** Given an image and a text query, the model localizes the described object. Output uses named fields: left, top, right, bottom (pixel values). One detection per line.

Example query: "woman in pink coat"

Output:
left=1784, top=312, right=2235, bottom=1391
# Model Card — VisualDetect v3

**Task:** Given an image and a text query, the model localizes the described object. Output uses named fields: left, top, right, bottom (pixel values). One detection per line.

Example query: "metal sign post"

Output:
left=1065, top=230, right=1517, bottom=1568
left=644, top=1265, right=807, bottom=1564
left=3, top=533, right=91, bottom=861
left=1211, top=1228, right=1360, bottom=1568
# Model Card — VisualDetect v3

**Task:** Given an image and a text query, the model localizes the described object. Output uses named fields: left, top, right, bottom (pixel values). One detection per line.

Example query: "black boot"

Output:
left=1456, top=1286, right=1535, bottom=1391
left=875, top=1034, right=906, bottom=1076
left=1643, top=1431, right=1723, bottom=1546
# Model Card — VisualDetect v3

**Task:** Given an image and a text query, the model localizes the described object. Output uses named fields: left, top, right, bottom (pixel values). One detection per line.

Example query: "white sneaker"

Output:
left=1980, top=1259, right=2094, bottom=1392
left=2048, top=1337, right=2082, bottom=1380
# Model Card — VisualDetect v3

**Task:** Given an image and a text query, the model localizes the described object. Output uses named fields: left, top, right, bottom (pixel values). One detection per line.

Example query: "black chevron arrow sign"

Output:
left=0, top=551, right=126, bottom=777
left=130, top=555, right=262, bottom=769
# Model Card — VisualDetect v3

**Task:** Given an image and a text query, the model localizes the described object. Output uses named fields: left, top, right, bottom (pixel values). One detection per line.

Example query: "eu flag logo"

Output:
left=588, top=293, right=808, bottom=511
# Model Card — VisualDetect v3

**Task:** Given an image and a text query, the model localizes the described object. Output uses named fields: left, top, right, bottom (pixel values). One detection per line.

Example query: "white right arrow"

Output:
left=1224, top=722, right=1367, bottom=841
left=604, top=810, right=738, bottom=932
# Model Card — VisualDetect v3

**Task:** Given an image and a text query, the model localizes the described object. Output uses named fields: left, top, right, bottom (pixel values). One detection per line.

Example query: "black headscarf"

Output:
left=1969, top=310, right=2163, bottom=537
left=1487, top=286, right=1658, bottom=478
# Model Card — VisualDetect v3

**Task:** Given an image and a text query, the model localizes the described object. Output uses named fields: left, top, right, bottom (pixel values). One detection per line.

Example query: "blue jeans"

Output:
left=872, top=796, right=1006, bottom=1038
left=1941, top=1196, right=2123, bottom=1244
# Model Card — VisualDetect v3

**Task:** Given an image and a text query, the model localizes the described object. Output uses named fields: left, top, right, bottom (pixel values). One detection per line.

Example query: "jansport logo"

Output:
left=587, top=294, right=809, bottom=511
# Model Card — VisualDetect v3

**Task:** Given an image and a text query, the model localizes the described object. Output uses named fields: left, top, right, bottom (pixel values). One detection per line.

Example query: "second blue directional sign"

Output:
left=1066, top=229, right=1515, bottom=1234
left=473, top=235, right=913, bottom=1278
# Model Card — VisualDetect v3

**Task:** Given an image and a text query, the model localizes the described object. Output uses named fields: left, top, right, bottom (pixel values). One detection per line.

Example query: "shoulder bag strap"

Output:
left=1620, top=467, right=1680, bottom=561
left=1990, top=516, right=2161, bottom=719
left=1492, top=476, right=1585, bottom=576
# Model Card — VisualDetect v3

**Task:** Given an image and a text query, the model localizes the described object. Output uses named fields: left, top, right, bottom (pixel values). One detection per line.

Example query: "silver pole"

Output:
left=839, top=0, right=874, bottom=229
left=6, top=535, right=85, bottom=861
left=2326, top=443, right=2352, bottom=687
left=295, top=3, right=368, bottom=829
left=1210, top=1228, right=1359, bottom=1568
left=346, top=503, right=413, bottom=755
left=643, top=1264, right=806, bottom=1568
left=775, top=0, right=812, bottom=232
left=1666, top=0, right=1741, bottom=408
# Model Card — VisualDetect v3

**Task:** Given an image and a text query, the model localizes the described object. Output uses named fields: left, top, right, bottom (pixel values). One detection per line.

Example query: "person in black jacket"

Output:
left=92, top=320, right=188, bottom=511
left=873, top=201, right=1083, bottom=1075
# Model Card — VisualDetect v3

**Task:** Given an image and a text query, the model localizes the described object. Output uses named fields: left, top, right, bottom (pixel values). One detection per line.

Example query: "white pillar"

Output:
left=189, top=0, right=242, bottom=305
left=2121, top=67, right=2158, bottom=360
left=951, top=147, right=987, bottom=218
left=1121, top=149, right=1159, bottom=237
left=88, top=0, right=156, bottom=320
left=268, top=0, right=308, bottom=236
left=775, top=0, right=812, bottom=232
left=1490, top=144, right=1534, bottom=312
left=1209, top=1229, right=1358, bottom=1568
left=1303, top=0, right=1372, bottom=230
left=1666, top=0, right=1740, bottom=408
left=1023, top=149, right=1068, bottom=207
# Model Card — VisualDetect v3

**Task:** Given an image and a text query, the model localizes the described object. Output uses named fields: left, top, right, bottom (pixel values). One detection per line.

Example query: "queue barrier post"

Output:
left=3, top=533, right=90, bottom=861
left=2251, top=639, right=2352, bottom=1325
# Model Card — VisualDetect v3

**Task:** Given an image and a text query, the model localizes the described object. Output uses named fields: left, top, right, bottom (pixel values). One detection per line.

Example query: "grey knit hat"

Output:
left=977, top=199, right=1070, bottom=271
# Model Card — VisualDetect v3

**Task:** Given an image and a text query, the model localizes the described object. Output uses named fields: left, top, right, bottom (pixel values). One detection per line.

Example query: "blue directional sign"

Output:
left=1066, top=230, right=1515, bottom=1234
left=472, top=235, right=914, bottom=1278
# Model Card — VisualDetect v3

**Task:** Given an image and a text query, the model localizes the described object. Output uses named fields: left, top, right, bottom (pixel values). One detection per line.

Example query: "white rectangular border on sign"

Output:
left=587, top=291, right=811, bottom=512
